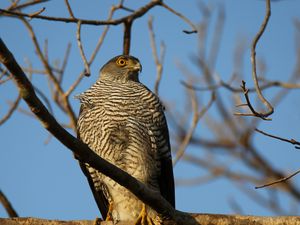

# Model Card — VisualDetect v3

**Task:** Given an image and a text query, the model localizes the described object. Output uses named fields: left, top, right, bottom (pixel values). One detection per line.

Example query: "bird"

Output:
left=76, top=55, right=175, bottom=224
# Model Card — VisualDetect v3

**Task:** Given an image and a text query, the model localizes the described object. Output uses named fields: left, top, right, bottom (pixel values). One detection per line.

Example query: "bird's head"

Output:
left=99, top=55, right=142, bottom=82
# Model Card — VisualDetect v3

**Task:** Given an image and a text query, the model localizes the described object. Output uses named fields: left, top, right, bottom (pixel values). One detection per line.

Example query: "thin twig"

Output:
left=28, top=7, right=45, bottom=18
left=64, top=3, right=116, bottom=98
left=255, top=168, right=300, bottom=189
left=21, top=18, right=77, bottom=128
left=7, top=0, right=49, bottom=11
left=240, top=0, right=274, bottom=119
left=64, top=0, right=75, bottom=19
left=160, top=2, right=197, bottom=34
left=255, top=128, right=300, bottom=149
left=173, top=92, right=216, bottom=166
left=181, top=78, right=300, bottom=93
left=235, top=81, right=272, bottom=120
left=0, top=94, right=22, bottom=126
left=76, top=20, right=90, bottom=76
left=0, top=190, right=18, bottom=217
left=148, top=16, right=166, bottom=96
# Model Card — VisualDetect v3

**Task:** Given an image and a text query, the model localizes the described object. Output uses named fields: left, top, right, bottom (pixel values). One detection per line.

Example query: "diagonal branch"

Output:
left=0, top=190, right=18, bottom=217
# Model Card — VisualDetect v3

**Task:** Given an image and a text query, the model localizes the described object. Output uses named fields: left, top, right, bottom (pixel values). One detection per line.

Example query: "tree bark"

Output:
left=1, top=214, right=300, bottom=225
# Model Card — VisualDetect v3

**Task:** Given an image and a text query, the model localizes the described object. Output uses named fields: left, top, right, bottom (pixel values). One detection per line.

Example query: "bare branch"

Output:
left=123, top=19, right=132, bottom=55
left=255, top=128, right=300, bottom=149
left=256, top=168, right=300, bottom=189
left=234, top=81, right=272, bottom=120
left=0, top=94, right=22, bottom=126
left=28, top=7, right=45, bottom=18
left=148, top=16, right=166, bottom=95
left=239, top=0, right=274, bottom=119
left=64, top=0, right=75, bottom=19
left=160, top=2, right=197, bottom=34
left=64, top=3, right=116, bottom=98
left=173, top=92, right=215, bottom=165
left=0, top=0, right=162, bottom=26
left=7, top=0, right=49, bottom=11
left=76, top=21, right=91, bottom=76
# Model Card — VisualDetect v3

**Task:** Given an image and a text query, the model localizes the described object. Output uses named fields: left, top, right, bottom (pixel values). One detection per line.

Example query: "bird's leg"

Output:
left=105, top=201, right=114, bottom=221
left=134, top=204, right=155, bottom=225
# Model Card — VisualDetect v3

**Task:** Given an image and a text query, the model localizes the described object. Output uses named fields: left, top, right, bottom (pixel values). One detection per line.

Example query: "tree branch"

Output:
left=0, top=190, right=18, bottom=218
left=238, top=0, right=274, bottom=119
left=0, top=0, right=162, bottom=26
left=1, top=214, right=300, bottom=225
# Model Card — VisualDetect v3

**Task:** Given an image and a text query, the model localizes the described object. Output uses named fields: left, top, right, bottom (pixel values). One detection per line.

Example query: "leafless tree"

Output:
left=1, top=0, right=300, bottom=224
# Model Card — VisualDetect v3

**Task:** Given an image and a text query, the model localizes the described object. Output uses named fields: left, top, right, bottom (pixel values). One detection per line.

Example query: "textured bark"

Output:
left=1, top=215, right=300, bottom=225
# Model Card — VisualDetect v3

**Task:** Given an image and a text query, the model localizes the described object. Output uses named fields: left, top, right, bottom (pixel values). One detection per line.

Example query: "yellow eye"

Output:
left=116, top=58, right=127, bottom=67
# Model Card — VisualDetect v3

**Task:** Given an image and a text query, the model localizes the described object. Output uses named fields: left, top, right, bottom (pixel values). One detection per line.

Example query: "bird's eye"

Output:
left=116, top=58, right=127, bottom=67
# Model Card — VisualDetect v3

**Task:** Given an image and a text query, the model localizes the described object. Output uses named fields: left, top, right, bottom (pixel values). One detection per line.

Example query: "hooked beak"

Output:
left=132, top=62, right=142, bottom=73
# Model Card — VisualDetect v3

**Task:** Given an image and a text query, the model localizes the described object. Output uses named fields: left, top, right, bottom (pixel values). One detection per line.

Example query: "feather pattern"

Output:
left=77, top=55, right=175, bottom=223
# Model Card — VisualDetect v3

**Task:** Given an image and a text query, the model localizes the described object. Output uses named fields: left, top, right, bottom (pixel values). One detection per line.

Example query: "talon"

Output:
left=134, top=204, right=156, bottom=225
left=105, top=202, right=114, bottom=221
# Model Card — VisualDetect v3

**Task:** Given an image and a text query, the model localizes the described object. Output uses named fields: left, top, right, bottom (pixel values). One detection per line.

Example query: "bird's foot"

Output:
left=105, top=202, right=114, bottom=221
left=134, top=204, right=155, bottom=225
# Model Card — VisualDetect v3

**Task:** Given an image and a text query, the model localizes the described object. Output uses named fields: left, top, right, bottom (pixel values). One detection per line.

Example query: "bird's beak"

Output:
left=133, top=62, right=142, bottom=73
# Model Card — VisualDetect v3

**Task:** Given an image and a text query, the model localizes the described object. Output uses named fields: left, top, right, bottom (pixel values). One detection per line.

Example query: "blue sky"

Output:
left=1, top=0, right=300, bottom=220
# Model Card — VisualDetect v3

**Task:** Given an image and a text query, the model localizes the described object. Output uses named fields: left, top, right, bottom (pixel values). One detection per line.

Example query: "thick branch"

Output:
left=0, top=0, right=162, bottom=26
left=1, top=214, right=300, bottom=225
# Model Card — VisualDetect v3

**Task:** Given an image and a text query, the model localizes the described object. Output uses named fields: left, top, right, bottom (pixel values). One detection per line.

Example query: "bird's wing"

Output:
left=77, top=104, right=109, bottom=219
left=78, top=162, right=109, bottom=219
left=158, top=118, right=176, bottom=208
